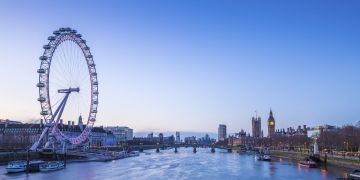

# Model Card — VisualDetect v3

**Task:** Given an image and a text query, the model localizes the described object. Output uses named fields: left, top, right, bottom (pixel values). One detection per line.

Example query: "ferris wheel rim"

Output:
left=37, top=27, right=98, bottom=145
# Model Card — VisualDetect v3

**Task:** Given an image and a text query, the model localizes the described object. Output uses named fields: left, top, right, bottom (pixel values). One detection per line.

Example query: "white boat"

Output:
left=117, top=151, right=128, bottom=159
left=349, top=169, right=360, bottom=179
left=255, top=154, right=271, bottom=161
left=39, top=161, right=65, bottom=172
left=262, top=154, right=271, bottom=161
left=5, top=161, right=27, bottom=173
left=128, top=151, right=140, bottom=157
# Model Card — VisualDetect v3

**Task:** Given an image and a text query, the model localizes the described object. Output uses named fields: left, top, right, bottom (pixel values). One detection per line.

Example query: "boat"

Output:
left=5, top=160, right=27, bottom=173
left=298, top=159, right=317, bottom=168
left=349, top=169, right=360, bottom=179
left=255, top=154, right=262, bottom=160
left=262, top=154, right=271, bottom=161
left=117, top=151, right=128, bottom=159
left=255, top=154, right=271, bottom=161
left=128, top=151, right=140, bottom=157
left=39, top=161, right=65, bottom=172
left=28, top=160, right=46, bottom=172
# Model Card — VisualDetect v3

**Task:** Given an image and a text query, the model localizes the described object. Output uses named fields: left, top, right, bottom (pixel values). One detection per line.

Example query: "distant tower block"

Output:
left=267, top=109, right=276, bottom=138
left=176, top=131, right=180, bottom=143
left=218, top=124, right=227, bottom=141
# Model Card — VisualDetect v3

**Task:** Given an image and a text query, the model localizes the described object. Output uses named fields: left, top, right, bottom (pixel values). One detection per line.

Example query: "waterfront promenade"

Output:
left=271, top=150, right=360, bottom=170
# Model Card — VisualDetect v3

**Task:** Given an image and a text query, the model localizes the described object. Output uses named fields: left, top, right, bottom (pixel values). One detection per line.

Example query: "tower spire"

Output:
left=267, top=108, right=275, bottom=138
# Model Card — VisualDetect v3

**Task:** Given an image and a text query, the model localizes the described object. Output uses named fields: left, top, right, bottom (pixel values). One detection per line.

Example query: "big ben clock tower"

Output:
left=268, top=109, right=275, bottom=138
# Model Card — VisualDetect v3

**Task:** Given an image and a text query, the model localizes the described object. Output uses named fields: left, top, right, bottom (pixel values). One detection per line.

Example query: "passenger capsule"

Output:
left=87, top=55, right=93, bottom=58
left=70, top=30, right=77, bottom=34
left=39, top=56, right=48, bottom=60
left=76, top=34, right=82, bottom=38
left=40, top=111, right=48, bottom=115
left=89, top=64, right=96, bottom=67
left=84, top=46, right=90, bottom=50
left=91, top=110, right=98, bottom=113
left=93, top=101, right=98, bottom=104
left=93, top=91, right=99, bottom=95
left=92, top=82, right=98, bottom=85
left=37, top=69, right=46, bottom=73
left=59, top=28, right=66, bottom=32
left=65, top=27, right=71, bottom=31
left=53, top=30, right=60, bottom=35
left=48, top=36, right=55, bottom=41
left=43, top=45, right=51, bottom=49
left=37, top=97, right=46, bottom=102
left=91, top=72, right=97, bottom=76
left=37, top=83, right=45, bottom=87
left=81, top=40, right=86, bottom=43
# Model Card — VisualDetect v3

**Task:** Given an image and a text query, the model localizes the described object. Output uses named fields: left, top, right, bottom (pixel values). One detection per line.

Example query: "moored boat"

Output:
left=262, top=154, right=271, bottom=161
left=255, top=154, right=271, bottom=161
left=298, top=159, right=317, bottom=168
left=28, top=160, right=46, bottom=172
left=39, top=161, right=65, bottom=172
left=128, top=151, right=140, bottom=157
left=117, top=151, right=127, bottom=159
left=349, top=169, right=360, bottom=179
left=5, top=161, right=26, bottom=173
left=255, top=154, right=261, bottom=160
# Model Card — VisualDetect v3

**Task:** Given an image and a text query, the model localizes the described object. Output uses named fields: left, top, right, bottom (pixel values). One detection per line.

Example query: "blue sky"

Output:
left=0, top=1, right=359, bottom=135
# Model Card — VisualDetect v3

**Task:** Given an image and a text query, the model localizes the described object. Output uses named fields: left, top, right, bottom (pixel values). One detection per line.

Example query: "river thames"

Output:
left=0, top=148, right=349, bottom=180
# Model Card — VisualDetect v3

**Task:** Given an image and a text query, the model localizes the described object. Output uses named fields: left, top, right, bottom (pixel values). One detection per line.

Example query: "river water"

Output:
left=0, top=148, right=349, bottom=180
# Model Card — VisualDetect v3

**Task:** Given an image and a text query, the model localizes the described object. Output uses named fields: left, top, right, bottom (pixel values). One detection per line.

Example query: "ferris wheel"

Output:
left=31, top=27, right=98, bottom=150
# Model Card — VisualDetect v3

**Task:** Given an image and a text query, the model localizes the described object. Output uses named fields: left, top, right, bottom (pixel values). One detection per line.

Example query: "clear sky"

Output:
left=0, top=1, right=359, bottom=135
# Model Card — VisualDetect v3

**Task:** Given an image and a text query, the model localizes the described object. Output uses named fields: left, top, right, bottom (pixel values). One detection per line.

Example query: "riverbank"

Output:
left=0, top=150, right=90, bottom=165
left=271, top=150, right=360, bottom=169
left=0, top=147, right=147, bottom=165
left=0, top=152, right=40, bottom=165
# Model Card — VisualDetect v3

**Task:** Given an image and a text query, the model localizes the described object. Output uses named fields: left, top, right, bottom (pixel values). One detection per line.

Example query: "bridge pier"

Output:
left=139, top=143, right=144, bottom=152
left=174, top=146, right=178, bottom=153
left=26, top=149, right=30, bottom=173
left=193, top=146, right=197, bottom=153
left=156, top=143, right=160, bottom=153
left=211, top=147, right=215, bottom=153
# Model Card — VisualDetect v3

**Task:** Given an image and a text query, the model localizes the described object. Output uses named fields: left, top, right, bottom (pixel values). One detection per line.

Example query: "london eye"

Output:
left=31, top=27, right=98, bottom=150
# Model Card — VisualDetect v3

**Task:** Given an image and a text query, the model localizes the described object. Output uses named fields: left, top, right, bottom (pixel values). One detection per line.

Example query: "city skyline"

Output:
left=1, top=1, right=360, bottom=134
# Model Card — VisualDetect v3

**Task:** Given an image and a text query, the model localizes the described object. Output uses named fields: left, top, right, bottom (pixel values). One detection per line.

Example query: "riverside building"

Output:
left=104, top=126, right=133, bottom=144
left=0, top=117, right=116, bottom=150
left=252, top=116, right=261, bottom=138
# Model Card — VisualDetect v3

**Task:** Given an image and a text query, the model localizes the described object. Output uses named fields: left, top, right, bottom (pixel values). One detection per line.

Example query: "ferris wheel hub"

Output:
left=58, top=87, right=80, bottom=93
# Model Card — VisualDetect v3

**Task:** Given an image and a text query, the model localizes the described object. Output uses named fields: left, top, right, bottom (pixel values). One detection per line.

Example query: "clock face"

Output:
left=269, top=121, right=274, bottom=126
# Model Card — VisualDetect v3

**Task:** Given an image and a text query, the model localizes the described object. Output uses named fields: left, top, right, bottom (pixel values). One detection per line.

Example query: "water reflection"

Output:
left=0, top=148, right=348, bottom=180
left=321, top=168, right=329, bottom=178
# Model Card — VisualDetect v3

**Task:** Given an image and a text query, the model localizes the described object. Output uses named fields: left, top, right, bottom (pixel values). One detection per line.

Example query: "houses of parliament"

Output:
left=252, top=109, right=276, bottom=138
